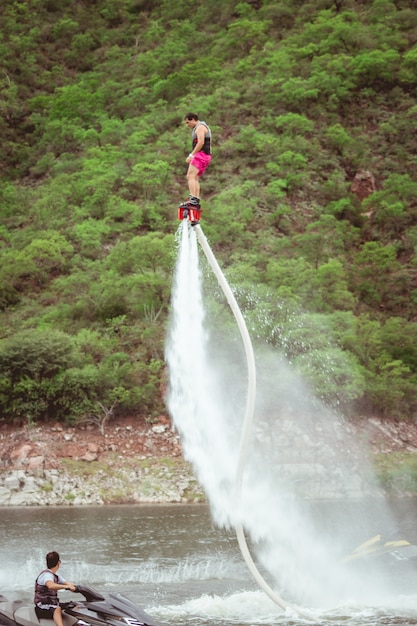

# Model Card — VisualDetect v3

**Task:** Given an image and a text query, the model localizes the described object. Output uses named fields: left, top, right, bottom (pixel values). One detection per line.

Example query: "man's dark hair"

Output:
left=46, top=551, right=60, bottom=569
left=184, top=112, right=199, bottom=121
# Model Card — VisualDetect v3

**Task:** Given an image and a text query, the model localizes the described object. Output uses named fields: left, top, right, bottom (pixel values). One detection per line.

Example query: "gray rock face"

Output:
left=0, top=465, right=204, bottom=506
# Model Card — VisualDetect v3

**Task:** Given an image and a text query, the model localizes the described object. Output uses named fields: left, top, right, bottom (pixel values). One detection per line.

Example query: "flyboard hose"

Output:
left=194, top=224, right=313, bottom=621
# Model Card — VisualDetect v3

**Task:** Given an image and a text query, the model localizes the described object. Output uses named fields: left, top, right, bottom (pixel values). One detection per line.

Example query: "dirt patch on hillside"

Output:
left=0, top=415, right=183, bottom=472
left=2, top=415, right=417, bottom=474
left=358, top=417, right=417, bottom=455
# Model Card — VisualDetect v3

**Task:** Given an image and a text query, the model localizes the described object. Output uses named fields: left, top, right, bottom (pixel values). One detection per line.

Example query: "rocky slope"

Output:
left=1, top=416, right=417, bottom=505
left=0, top=416, right=205, bottom=506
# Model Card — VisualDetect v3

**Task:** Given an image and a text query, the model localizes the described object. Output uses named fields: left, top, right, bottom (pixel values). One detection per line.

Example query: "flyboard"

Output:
left=178, top=212, right=313, bottom=621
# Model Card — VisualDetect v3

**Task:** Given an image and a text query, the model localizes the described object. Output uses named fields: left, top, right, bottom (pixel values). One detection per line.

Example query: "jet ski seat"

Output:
left=0, top=600, right=25, bottom=620
left=14, top=607, right=78, bottom=626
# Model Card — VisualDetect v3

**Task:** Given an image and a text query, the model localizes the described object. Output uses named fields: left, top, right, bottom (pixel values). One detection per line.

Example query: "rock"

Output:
left=1, top=415, right=416, bottom=506
left=81, top=452, right=97, bottom=462
left=11, top=444, right=33, bottom=465
left=21, top=475, right=38, bottom=493
left=9, top=491, right=39, bottom=506
left=0, top=486, right=11, bottom=505
left=60, top=445, right=77, bottom=458
left=351, top=169, right=376, bottom=202
left=27, top=456, right=44, bottom=471
left=4, top=473, right=21, bottom=491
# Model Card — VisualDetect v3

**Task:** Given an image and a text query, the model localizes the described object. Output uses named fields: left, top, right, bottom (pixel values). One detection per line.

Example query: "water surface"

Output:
left=1, top=503, right=417, bottom=626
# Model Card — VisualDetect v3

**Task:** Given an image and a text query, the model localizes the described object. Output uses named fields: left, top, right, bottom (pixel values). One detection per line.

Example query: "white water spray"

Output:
left=193, top=226, right=313, bottom=619
left=164, top=224, right=239, bottom=525
left=165, top=222, right=409, bottom=614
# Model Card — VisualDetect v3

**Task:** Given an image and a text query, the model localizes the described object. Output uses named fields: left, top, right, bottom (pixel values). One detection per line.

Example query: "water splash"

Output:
left=153, top=590, right=417, bottom=626
left=165, top=224, right=240, bottom=526
left=165, top=223, right=416, bottom=610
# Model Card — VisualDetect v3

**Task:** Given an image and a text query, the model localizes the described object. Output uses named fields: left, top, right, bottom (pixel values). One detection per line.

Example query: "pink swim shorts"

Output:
left=190, top=152, right=212, bottom=176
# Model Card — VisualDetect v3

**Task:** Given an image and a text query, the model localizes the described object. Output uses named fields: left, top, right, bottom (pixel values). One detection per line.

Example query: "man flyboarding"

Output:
left=178, top=112, right=212, bottom=225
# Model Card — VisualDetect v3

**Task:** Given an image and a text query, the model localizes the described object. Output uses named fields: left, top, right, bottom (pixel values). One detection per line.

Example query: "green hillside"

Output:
left=1, top=0, right=417, bottom=426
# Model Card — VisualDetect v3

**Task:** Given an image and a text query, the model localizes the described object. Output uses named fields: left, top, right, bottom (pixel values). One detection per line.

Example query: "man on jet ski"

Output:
left=34, top=552, right=76, bottom=626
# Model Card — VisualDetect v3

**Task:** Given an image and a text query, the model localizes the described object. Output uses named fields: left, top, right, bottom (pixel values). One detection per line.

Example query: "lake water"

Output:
left=1, top=502, right=417, bottom=626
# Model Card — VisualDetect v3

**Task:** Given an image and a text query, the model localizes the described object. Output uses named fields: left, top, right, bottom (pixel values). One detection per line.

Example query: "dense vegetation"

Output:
left=1, top=0, right=417, bottom=427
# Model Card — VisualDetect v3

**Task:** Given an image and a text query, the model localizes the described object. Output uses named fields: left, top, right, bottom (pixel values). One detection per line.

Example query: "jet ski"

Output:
left=0, top=584, right=159, bottom=626
left=343, top=529, right=417, bottom=593
left=344, top=532, right=417, bottom=565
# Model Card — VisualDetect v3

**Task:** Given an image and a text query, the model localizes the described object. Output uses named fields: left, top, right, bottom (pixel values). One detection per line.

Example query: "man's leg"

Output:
left=53, top=606, right=65, bottom=626
left=186, top=164, right=200, bottom=201
left=178, top=163, right=202, bottom=215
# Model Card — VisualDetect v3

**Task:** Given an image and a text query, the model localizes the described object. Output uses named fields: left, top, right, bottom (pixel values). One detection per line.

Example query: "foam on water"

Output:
left=156, top=590, right=286, bottom=623
left=1, top=554, right=246, bottom=595
left=152, top=589, right=417, bottom=626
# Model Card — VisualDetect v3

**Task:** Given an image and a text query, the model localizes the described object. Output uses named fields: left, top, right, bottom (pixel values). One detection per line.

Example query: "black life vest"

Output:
left=191, top=121, right=212, bottom=155
left=34, top=570, right=59, bottom=606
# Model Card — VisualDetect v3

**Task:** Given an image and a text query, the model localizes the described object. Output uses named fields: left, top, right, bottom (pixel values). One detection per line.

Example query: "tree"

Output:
left=362, top=174, right=417, bottom=241
left=351, top=49, right=401, bottom=89
left=380, top=317, right=417, bottom=372
left=349, top=242, right=401, bottom=308
left=364, top=358, right=417, bottom=418
left=294, top=215, right=356, bottom=269
left=0, top=329, right=75, bottom=422
left=292, top=347, right=365, bottom=409
left=307, top=259, right=356, bottom=312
